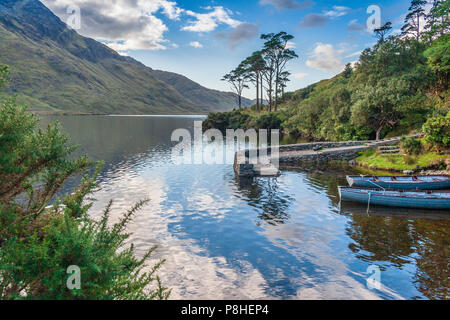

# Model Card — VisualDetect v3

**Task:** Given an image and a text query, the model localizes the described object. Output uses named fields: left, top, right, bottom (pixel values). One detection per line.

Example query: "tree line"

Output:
left=222, top=31, right=298, bottom=112
left=207, top=0, right=448, bottom=142
left=348, top=0, right=448, bottom=140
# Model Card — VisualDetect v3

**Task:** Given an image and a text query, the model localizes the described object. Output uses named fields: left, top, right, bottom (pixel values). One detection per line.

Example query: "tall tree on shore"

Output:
left=374, top=22, right=393, bottom=42
left=261, top=32, right=298, bottom=112
left=222, top=65, right=250, bottom=109
left=425, top=0, right=450, bottom=39
left=402, top=0, right=428, bottom=40
left=260, top=36, right=276, bottom=112
left=277, top=71, right=291, bottom=100
left=351, top=36, right=433, bottom=140
left=242, top=51, right=266, bottom=111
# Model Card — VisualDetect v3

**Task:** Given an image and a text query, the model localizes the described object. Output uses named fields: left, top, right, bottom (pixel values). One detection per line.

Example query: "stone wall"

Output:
left=234, top=134, right=422, bottom=177
left=244, top=140, right=371, bottom=158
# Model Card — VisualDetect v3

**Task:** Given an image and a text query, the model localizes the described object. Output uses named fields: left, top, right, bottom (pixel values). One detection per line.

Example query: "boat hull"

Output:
left=338, top=187, right=450, bottom=210
left=346, top=175, right=450, bottom=190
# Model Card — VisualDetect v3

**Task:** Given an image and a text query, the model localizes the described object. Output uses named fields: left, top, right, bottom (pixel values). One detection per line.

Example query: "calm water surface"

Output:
left=40, top=115, right=449, bottom=300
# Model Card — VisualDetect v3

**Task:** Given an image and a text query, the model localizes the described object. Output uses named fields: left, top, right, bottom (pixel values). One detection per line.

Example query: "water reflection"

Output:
left=235, top=176, right=294, bottom=225
left=38, top=115, right=449, bottom=300
left=342, top=208, right=449, bottom=299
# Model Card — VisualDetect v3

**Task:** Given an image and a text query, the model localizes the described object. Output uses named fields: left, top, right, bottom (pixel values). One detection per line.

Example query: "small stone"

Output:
left=403, top=170, right=414, bottom=175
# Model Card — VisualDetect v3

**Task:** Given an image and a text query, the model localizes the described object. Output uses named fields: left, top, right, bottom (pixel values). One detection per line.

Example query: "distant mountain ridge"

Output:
left=0, top=0, right=251, bottom=114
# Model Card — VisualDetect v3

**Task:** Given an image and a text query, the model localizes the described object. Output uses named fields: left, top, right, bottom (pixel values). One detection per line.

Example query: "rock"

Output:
left=313, top=146, right=323, bottom=151
left=403, top=170, right=414, bottom=175
left=348, top=160, right=356, bottom=166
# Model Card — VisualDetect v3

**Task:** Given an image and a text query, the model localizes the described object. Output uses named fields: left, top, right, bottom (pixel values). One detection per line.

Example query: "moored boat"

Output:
left=346, top=175, right=450, bottom=190
left=338, top=186, right=450, bottom=210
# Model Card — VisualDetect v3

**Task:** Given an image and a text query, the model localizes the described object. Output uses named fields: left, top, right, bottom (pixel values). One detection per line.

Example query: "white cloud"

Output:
left=345, top=51, right=362, bottom=58
left=306, top=43, right=344, bottom=71
left=42, top=0, right=183, bottom=51
left=117, top=50, right=129, bottom=56
left=285, top=41, right=296, bottom=49
left=350, top=61, right=359, bottom=69
left=182, top=6, right=241, bottom=32
left=324, top=5, right=350, bottom=18
left=42, top=1, right=241, bottom=51
left=293, top=72, right=308, bottom=79
left=189, top=41, right=203, bottom=48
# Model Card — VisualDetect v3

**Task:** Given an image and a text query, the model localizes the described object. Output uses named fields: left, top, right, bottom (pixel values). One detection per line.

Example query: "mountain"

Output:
left=0, top=0, right=251, bottom=114
left=150, top=70, right=253, bottom=112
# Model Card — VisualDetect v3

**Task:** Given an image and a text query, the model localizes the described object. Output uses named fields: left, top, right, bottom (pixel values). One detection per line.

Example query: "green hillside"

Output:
left=204, top=2, right=449, bottom=142
left=0, top=0, right=248, bottom=114
left=150, top=69, right=253, bottom=111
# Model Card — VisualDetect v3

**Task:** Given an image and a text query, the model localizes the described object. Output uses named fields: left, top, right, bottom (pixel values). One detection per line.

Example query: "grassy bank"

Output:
left=355, top=149, right=449, bottom=172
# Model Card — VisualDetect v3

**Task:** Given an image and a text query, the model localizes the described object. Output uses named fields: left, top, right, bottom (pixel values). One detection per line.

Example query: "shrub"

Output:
left=0, top=66, right=169, bottom=300
left=400, top=137, right=423, bottom=155
left=253, top=113, right=283, bottom=130
left=403, top=155, right=416, bottom=165
left=422, top=112, right=450, bottom=149
left=203, top=110, right=252, bottom=132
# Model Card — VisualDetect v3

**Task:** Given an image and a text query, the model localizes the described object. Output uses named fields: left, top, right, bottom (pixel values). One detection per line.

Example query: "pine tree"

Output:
left=261, top=32, right=298, bottom=112
left=425, top=0, right=450, bottom=39
left=222, top=65, right=250, bottom=109
left=374, top=22, right=393, bottom=42
left=401, top=0, right=428, bottom=40
left=241, top=51, right=266, bottom=111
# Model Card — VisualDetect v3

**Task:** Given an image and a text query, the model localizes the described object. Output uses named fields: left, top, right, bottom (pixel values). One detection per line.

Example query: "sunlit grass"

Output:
left=356, top=149, right=449, bottom=171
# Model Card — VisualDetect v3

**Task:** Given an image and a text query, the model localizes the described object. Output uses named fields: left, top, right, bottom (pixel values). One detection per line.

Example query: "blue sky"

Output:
left=42, top=0, right=414, bottom=98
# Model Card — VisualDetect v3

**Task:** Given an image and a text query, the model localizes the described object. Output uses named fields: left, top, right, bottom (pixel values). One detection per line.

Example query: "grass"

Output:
left=356, top=148, right=449, bottom=171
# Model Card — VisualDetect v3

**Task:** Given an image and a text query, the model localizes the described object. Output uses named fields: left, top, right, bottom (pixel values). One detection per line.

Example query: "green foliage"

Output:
left=0, top=65, right=8, bottom=89
left=203, top=110, right=252, bottom=131
left=0, top=66, right=169, bottom=299
left=425, top=0, right=450, bottom=39
left=356, top=149, right=447, bottom=171
left=253, top=113, right=283, bottom=130
left=425, top=34, right=450, bottom=74
left=227, top=31, right=298, bottom=112
left=284, top=73, right=372, bottom=141
left=403, top=154, right=416, bottom=165
left=283, top=33, right=438, bottom=141
left=400, top=137, right=423, bottom=155
left=424, top=34, right=449, bottom=91
left=423, top=111, right=450, bottom=148
left=203, top=110, right=284, bottom=132
left=201, top=4, right=446, bottom=143
left=402, top=0, right=428, bottom=40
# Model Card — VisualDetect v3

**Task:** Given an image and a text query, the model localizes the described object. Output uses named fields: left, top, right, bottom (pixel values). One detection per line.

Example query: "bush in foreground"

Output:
left=0, top=66, right=169, bottom=299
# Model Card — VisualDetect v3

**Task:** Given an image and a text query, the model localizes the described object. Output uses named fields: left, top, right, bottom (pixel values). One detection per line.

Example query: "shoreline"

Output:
left=29, top=111, right=208, bottom=117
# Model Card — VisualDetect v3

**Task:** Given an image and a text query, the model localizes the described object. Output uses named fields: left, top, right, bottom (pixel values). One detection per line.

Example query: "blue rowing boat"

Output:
left=346, top=175, right=450, bottom=190
left=338, top=186, right=450, bottom=210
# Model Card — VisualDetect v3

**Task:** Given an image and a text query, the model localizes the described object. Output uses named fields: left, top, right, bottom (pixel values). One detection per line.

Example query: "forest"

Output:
left=204, top=0, right=449, bottom=143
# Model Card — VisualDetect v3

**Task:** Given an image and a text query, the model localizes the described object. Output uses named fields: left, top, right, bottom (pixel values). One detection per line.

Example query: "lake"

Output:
left=40, top=115, right=449, bottom=300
